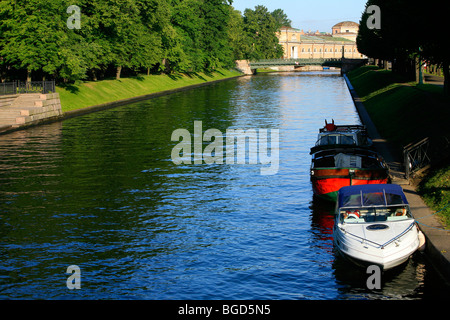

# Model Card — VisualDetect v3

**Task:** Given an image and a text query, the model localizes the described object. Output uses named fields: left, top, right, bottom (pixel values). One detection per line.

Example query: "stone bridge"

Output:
left=235, top=58, right=368, bottom=75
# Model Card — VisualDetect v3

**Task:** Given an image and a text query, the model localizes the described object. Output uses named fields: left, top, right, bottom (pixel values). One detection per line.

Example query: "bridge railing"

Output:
left=250, top=58, right=341, bottom=64
left=249, top=58, right=343, bottom=68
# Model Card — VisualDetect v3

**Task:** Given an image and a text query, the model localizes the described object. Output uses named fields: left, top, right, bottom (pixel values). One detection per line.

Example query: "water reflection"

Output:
left=0, top=72, right=449, bottom=299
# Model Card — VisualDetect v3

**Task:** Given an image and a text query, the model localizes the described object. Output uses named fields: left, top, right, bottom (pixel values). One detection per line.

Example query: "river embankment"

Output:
left=57, top=69, right=243, bottom=115
left=0, top=69, right=243, bottom=135
left=345, top=65, right=450, bottom=283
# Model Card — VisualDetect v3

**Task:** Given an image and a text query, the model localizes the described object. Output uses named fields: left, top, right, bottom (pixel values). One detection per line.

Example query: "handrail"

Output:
left=340, top=221, right=416, bottom=249
left=379, top=222, right=416, bottom=249
left=0, top=80, right=55, bottom=95
left=403, top=137, right=430, bottom=180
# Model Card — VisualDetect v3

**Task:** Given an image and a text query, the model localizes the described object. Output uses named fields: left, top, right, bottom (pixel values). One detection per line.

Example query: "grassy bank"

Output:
left=56, top=68, right=242, bottom=112
left=347, top=65, right=450, bottom=227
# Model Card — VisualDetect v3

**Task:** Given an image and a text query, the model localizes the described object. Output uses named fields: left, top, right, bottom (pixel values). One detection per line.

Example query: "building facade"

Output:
left=331, top=21, right=359, bottom=41
left=277, top=22, right=365, bottom=60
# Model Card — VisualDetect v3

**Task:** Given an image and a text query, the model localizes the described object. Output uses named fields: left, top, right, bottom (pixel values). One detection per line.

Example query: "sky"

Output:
left=231, top=0, right=368, bottom=33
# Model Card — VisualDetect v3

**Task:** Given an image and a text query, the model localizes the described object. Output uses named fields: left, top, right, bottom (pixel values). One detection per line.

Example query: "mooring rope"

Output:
left=414, top=201, right=450, bottom=232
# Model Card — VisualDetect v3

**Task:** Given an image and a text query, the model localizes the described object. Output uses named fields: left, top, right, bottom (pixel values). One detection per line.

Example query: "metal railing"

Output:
left=249, top=58, right=343, bottom=68
left=403, top=137, right=431, bottom=179
left=0, top=82, right=17, bottom=95
left=0, top=81, right=55, bottom=95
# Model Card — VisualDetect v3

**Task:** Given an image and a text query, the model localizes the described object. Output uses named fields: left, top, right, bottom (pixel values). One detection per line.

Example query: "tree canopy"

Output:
left=357, top=0, right=449, bottom=94
left=0, top=1, right=288, bottom=82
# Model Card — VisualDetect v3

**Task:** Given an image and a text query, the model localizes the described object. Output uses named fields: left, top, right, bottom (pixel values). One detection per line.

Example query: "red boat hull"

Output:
left=311, top=168, right=389, bottom=201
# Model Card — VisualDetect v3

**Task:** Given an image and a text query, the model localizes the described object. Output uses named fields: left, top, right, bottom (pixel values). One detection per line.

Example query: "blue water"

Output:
left=0, top=71, right=448, bottom=299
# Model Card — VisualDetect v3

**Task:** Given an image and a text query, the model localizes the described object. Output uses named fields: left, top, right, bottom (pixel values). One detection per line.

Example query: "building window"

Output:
left=308, top=48, right=311, bottom=52
left=314, top=48, right=316, bottom=52
left=292, top=35, right=296, bottom=41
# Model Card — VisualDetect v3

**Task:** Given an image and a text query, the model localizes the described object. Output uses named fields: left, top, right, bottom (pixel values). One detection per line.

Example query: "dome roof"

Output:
left=332, top=21, right=359, bottom=28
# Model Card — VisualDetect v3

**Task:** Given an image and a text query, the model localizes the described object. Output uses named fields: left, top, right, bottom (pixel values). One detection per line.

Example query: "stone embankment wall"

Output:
left=235, top=60, right=253, bottom=75
left=0, top=93, right=62, bottom=131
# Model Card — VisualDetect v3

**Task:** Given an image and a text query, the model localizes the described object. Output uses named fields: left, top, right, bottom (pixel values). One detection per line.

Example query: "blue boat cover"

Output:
left=338, top=184, right=408, bottom=208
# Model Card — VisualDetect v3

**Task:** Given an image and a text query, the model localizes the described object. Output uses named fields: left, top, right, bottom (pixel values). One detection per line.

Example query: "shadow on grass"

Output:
left=168, top=73, right=183, bottom=81
left=133, top=75, right=145, bottom=81
left=58, top=83, right=80, bottom=94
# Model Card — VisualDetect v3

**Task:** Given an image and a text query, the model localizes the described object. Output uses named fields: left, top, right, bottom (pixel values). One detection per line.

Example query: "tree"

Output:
left=0, top=0, right=69, bottom=81
left=357, top=0, right=449, bottom=94
left=199, top=0, right=234, bottom=70
left=271, top=9, right=291, bottom=29
left=243, top=5, right=284, bottom=60
left=227, top=8, right=251, bottom=60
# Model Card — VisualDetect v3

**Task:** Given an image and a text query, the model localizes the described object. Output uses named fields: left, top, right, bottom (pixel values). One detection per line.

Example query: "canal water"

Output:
left=1, top=71, right=449, bottom=299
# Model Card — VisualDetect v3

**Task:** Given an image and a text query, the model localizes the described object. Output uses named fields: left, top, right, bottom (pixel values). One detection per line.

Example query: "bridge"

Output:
left=236, top=58, right=368, bottom=75
left=249, top=58, right=344, bottom=69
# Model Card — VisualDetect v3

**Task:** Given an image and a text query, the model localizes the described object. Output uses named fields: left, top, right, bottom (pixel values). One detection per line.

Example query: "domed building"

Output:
left=277, top=21, right=365, bottom=59
left=331, top=21, right=359, bottom=41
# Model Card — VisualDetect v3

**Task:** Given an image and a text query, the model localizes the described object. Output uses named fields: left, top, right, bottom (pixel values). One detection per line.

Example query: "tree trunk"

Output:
left=116, top=66, right=122, bottom=80
left=443, top=61, right=449, bottom=96
left=147, top=67, right=150, bottom=76
left=91, top=69, right=97, bottom=81
left=27, top=69, right=32, bottom=82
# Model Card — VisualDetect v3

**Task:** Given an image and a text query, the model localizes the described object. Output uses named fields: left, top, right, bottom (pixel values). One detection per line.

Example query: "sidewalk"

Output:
left=344, top=74, right=450, bottom=283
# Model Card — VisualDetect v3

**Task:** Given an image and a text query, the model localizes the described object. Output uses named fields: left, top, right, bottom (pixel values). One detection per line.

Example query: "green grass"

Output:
left=347, top=66, right=450, bottom=152
left=56, top=69, right=242, bottom=112
left=417, top=164, right=450, bottom=228
left=347, top=65, right=450, bottom=227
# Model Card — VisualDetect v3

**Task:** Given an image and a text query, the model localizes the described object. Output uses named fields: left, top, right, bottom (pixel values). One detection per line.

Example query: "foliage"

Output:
left=0, top=1, right=290, bottom=81
left=243, top=5, right=284, bottom=60
left=357, top=0, right=449, bottom=94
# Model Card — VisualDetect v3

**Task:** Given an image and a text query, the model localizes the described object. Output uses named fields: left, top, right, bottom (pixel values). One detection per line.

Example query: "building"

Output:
left=331, top=21, right=359, bottom=41
left=277, top=22, right=365, bottom=60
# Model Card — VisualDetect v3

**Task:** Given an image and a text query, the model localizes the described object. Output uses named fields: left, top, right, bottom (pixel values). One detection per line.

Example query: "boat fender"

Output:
left=345, top=210, right=360, bottom=219
left=418, top=230, right=426, bottom=252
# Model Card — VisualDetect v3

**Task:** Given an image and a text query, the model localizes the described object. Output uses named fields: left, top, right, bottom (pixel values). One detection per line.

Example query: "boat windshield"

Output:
left=316, top=134, right=356, bottom=146
left=340, top=190, right=406, bottom=208
left=339, top=205, right=413, bottom=223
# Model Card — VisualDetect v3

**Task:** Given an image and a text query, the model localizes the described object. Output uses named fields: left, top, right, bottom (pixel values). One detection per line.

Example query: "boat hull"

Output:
left=311, top=168, right=389, bottom=201
left=333, top=222, right=420, bottom=271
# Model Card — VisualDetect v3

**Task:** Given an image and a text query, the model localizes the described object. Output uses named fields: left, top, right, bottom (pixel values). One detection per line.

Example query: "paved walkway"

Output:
left=424, top=73, right=445, bottom=87
left=344, top=74, right=450, bottom=284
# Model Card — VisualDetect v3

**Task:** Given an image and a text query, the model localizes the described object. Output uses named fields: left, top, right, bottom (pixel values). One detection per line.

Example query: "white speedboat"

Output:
left=333, top=184, right=423, bottom=271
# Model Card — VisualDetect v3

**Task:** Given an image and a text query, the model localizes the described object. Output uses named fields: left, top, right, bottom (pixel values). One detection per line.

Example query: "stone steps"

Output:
left=0, top=93, right=62, bottom=128
left=0, top=95, right=19, bottom=108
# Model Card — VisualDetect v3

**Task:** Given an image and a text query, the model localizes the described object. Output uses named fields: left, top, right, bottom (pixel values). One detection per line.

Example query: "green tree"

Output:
left=271, top=9, right=291, bottom=29
left=0, top=0, right=69, bottom=81
left=357, top=0, right=449, bottom=94
left=227, top=8, right=251, bottom=60
left=171, top=0, right=205, bottom=72
left=199, top=0, right=234, bottom=70
left=243, top=5, right=284, bottom=60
